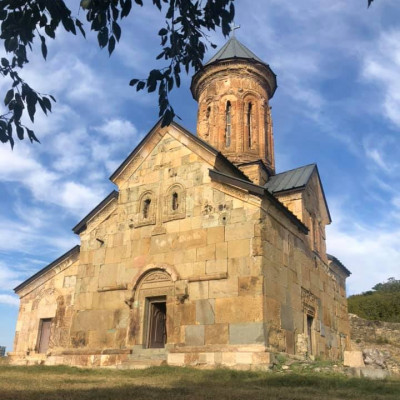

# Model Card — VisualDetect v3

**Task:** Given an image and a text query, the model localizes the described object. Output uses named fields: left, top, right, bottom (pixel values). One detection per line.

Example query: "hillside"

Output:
left=348, top=278, right=400, bottom=323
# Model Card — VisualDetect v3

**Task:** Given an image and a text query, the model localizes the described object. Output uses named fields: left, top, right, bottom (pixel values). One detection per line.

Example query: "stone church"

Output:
left=10, top=37, right=351, bottom=369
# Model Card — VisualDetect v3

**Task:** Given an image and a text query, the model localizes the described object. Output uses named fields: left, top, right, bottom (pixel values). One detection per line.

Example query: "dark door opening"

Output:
left=146, top=298, right=167, bottom=348
left=38, top=318, right=52, bottom=353
left=307, top=314, right=314, bottom=355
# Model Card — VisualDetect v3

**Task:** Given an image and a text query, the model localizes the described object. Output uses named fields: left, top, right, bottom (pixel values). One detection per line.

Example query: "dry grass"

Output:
left=0, top=364, right=399, bottom=400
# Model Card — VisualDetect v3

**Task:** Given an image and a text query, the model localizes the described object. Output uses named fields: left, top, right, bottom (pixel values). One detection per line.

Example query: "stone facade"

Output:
left=10, top=38, right=351, bottom=369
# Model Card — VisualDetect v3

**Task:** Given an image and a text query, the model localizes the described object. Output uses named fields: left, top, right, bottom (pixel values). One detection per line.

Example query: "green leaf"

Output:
left=129, top=79, right=139, bottom=86
left=121, top=0, right=132, bottom=18
left=4, top=89, right=13, bottom=106
left=113, top=21, right=121, bottom=41
left=40, top=36, right=48, bottom=60
left=137, top=81, right=145, bottom=91
left=1, top=58, right=9, bottom=67
left=158, top=28, right=168, bottom=36
left=76, top=19, right=86, bottom=38
left=98, top=27, right=109, bottom=48
left=80, top=0, right=91, bottom=9
left=16, top=125, right=24, bottom=140
left=26, top=92, right=37, bottom=122
left=42, top=97, right=52, bottom=112
left=26, top=128, right=40, bottom=143
left=108, top=36, right=116, bottom=55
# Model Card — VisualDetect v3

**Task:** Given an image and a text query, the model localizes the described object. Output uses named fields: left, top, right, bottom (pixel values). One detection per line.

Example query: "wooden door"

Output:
left=147, top=300, right=166, bottom=348
left=38, top=319, right=52, bottom=353
left=307, top=315, right=313, bottom=355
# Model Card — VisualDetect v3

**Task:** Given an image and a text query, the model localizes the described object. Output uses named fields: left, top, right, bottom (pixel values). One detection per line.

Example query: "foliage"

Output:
left=0, top=0, right=235, bottom=147
left=348, top=278, right=400, bottom=323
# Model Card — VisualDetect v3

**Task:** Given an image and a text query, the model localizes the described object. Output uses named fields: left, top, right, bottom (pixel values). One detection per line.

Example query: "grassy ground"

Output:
left=0, top=364, right=399, bottom=400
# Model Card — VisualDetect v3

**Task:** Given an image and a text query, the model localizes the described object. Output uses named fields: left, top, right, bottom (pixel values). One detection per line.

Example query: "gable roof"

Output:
left=72, top=190, right=119, bottom=235
left=327, top=254, right=351, bottom=277
left=209, top=169, right=309, bottom=234
left=265, top=164, right=316, bottom=193
left=109, top=119, right=249, bottom=183
left=14, top=245, right=80, bottom=293
left=265, top=163, right=331, bottom=223
left=206, top=37, right=265, bottom=65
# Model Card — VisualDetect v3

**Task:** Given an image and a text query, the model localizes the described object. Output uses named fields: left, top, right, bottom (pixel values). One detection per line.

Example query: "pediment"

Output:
left=109, top=120, right=246, bottom=189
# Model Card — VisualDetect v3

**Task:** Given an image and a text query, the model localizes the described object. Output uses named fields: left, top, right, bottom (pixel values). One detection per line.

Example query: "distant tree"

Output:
left=348, top=277, right=400, bottom=323
left=0, top=0, right=235, bottom=147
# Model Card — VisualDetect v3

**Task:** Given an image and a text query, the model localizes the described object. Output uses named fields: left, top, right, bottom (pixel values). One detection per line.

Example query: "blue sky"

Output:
left=0, top=0, right=399, bottom=352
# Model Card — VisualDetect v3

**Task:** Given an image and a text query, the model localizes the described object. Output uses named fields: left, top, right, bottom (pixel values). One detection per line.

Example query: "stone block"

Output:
left=98, top=264, right=118, bottom=289
left=229, top=322, right=265, bottom=345
left=225, top=221, right=254, bottom=241
left=238, top=276, right=263, bottom=296
left=207, top=226, right=225, bottom=244
left=197, top=244, right=216, bottom=261
left=196, top=299, right=215, bottom=325
left=209, top=278, right=238, bottom=299
left=206, top=259, right=227, bottom=275
left=228, top=239, right=251, bottom=259
left=177, top=302, right=196, bottom=326
left=221, top=352, right=236, bottom=366
left=280, top=304, right=294, bottom=331
left=198, top=352, right=215, bottom=364
left=215, top=242, right=228, bottom=259
left=185, top=325, right=205, bottom=346
left=215, top=296, right=263, bottom=324
left=252, top=352, right=272, bottom=365
left=189, top=281, right=209, bottom=300
left=168, top=353, right=185, bottom=366
left=343, top=351, right=365, bottom=368
left=205, top=324, right=229, bottom=345
left=235, top=352, right=252, bottom=364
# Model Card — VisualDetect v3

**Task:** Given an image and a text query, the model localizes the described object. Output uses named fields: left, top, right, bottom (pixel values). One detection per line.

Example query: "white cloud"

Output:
left=362, top=30, right=400, bottom=128
left=0, top=294, right=19, bottom=307
left=327, top=199, right=400, bottom=295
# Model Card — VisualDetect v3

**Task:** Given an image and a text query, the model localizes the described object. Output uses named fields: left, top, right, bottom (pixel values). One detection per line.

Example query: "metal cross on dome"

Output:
left=230, top=22, right=241, bottom=37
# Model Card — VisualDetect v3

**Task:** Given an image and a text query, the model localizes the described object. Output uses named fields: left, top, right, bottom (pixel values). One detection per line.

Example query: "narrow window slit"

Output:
left=225, top=101, right=232, bottom=147
left=143, top=199, right=151, bottom=219
left=247, top=102, right=253, bottom=148
left=172, top=192, right=179, bottom=211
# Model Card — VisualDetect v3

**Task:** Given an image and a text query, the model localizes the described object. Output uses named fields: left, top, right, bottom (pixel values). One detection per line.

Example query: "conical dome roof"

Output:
left=206, top=37, right=265, bottom=65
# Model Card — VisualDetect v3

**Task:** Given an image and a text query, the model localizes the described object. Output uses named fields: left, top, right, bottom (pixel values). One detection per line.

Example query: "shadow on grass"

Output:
left=0, top=366, right=399, bottom=400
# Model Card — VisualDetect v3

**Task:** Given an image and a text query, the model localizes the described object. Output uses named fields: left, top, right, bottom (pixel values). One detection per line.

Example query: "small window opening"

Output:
left=206, top=106, right=211, bottom=119
left=172, top=192, right=179, bottom=211
left=143, top=198, right=151, bottom=219
left=225, top=101, right=232, bottom=147
left=247, top=102, right=253, bottom=148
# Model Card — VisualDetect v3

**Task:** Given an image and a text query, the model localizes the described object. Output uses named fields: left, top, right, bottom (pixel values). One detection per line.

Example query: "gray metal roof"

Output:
left=327, top=254, right=351, bottom=276
left=206, top=37, right=264, bottom=65
left=265, top=164, right=316, bottom=193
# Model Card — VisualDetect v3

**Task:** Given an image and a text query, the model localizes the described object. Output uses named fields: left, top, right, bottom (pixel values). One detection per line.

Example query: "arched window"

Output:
left=246, top=102, right=253, bottom=148
left=137, top=191, right=156, bottom=227
left=164, top=184, right=186, bottom=222
left=172, top=192, right=178, bottom=211
left=143, top=198, right=151, bottom=219
left=225, top=101, right=232, bottom=147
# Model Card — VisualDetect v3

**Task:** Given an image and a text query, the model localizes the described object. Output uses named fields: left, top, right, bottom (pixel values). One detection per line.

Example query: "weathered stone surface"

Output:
left=229, top=322, right=265, bottom=345
left=196, top=299, right=215, bottom=325
left=185, top=325, right=205, bottom=346
left=344, top=351, right=365, bottom=368
left=215, top=296, right=263, bottom=324
left=205, top=324, right=229, bottom=345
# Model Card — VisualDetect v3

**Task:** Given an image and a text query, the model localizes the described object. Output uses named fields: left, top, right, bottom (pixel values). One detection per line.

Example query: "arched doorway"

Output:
left=128, top=269, right=174, bottom=348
